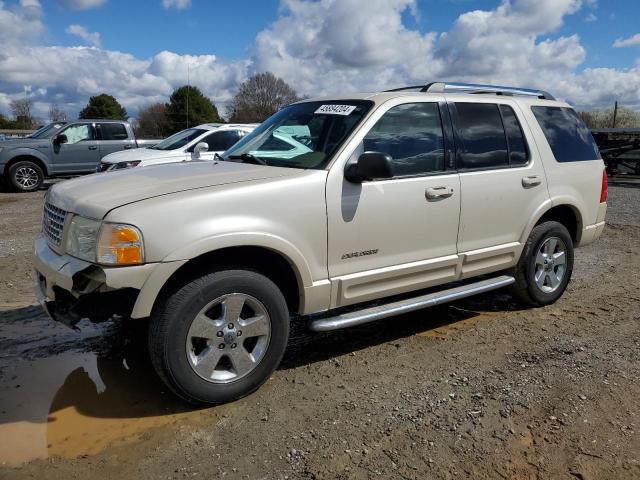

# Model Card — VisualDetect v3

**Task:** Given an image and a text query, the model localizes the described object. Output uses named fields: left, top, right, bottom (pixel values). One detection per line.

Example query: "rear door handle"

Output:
left=425, top=186, right=454, bottom=200
left=88, top=145, right=98, bottom=150
left=522, top=175, right=542, bottom=188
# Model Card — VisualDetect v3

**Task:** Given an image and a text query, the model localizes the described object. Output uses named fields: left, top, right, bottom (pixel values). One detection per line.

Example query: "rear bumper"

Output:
left=578, top=221, right=606, bottom=247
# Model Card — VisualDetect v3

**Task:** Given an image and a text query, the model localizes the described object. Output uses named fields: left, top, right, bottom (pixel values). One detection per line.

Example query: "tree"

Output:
left=579, top=106, right=640, bottom=129
left=165, top=85, right=222, bottom=134
left=79, top=93, right=127, bottom=120
left=228, top=72, right=300, bottom=123
left=48, top=103, right=67, bottom=122
left=136, top=102, right=170, bottom=139
left=10, top=98, right=35, bottom=129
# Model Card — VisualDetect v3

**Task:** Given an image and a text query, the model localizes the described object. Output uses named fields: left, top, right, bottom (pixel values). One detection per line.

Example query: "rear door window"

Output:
left=532, top=106, right=601, bottom=162
left=500, top=105, right=528, bottom=166
left=98, top=123, right=128, bottom=140
left=453, top=103, right=509, bottom=169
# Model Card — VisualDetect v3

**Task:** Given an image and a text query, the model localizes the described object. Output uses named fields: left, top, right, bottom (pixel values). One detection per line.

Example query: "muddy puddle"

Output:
left=0, top=310, right=209, bottom=467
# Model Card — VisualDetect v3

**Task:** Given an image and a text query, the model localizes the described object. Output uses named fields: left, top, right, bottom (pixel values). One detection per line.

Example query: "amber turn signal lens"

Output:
left=97, top=224, right=144, bottom=265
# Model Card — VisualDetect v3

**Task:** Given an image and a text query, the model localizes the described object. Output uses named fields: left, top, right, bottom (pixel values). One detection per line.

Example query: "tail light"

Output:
left=600, top=169, right=608, bottom=203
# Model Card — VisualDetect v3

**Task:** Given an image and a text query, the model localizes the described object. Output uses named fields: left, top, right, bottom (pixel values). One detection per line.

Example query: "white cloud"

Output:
left=161, top=0, right=190, bottom=10
left=1, top=0, right=639, bottom=122
left=585, top=13, right=597, bottom=22
left=65, top=24, right=101, bottom=47
left=56, top=0, right=107, bottom=10
left=613, top=33, right=640, bottom=48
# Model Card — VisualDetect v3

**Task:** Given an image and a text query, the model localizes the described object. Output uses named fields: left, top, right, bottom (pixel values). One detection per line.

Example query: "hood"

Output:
left=47, top=160, right=301, bottom=219
left=101, top=147, right=186, bottom=164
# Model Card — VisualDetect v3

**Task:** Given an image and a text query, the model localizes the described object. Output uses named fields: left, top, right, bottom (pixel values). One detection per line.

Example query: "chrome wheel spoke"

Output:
left=193, top=347, right=224, bottom=378
left=189, top=312, right=221, bottom=340
left=228, top=347, right=256, bottom=376
left=535, top=251, right=546, bottom=267
left=239, top=314, right=269, bottom=338
left=547, top=272, right=560, bottom=289
left=223, top=295, right=245, bottom=325
left=545, top=238, right=558, bottom=255
left=553, top=251, right=566, bottom=266
left=535, top=269, right=546, bottom=288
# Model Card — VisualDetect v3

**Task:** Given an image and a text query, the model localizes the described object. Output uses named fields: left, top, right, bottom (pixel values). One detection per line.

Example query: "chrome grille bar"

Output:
left=43, top=202, right=67, bottom=247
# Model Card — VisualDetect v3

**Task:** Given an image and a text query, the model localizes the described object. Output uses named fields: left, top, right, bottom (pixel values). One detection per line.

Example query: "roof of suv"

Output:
left=299, top=82, right=569, bottom=108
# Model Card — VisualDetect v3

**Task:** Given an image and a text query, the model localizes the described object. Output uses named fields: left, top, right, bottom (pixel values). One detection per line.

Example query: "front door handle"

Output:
left=425, top=186, right=454, bottom=200
left=522, top=175, right=542, bottom=188
left=88, top=145, right=98, bottom=150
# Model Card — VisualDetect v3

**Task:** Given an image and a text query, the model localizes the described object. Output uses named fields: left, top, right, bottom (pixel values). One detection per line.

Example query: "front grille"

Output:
left=43, top=202, right=67, bottom=247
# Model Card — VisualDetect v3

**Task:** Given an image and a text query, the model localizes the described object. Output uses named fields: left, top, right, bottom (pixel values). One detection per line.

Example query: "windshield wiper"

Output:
left=214, top=152, right=225, bottom=162
left=227, top=153, right=269, bottom=166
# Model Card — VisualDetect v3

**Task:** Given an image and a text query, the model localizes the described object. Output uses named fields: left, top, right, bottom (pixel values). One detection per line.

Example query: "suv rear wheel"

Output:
left=149, top=269, right=290, bottom=405
left=511, top=221, right=574, bottom=306
left=7, top=160, right=44, bottom=192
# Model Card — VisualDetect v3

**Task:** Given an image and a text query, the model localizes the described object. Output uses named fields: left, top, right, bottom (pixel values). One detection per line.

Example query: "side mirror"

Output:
left=344, top=152, right=394, bottom=183
left=53, top=134, right=67, bottom=145
left=193, top=142, right=209, bottom=158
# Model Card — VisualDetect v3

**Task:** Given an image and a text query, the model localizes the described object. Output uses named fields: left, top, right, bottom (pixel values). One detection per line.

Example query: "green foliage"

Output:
left=79, top=93, right=128, bottom=120
left=165, top=86, right=222, bottom=134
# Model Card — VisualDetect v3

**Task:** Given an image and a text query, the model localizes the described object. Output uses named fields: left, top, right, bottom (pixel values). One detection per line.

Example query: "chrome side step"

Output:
left=309, top=275, right=515, bottom=332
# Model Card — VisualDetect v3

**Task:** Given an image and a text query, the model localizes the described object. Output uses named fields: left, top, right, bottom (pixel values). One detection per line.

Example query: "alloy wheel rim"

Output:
left=15, top=167, right=38, bottom=188
left=186, top=293, right=271, bottom=383
left=534, top=236, right=567, bottom=293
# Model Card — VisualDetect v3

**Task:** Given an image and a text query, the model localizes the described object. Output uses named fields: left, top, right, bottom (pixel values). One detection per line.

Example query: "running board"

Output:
left=309, top=275, right=515, bottom=332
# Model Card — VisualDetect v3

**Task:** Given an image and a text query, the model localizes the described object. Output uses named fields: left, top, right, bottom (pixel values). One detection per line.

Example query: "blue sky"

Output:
left=42, top=0, right=640, bottom=69
left=1, top=0, right=639, bottom=119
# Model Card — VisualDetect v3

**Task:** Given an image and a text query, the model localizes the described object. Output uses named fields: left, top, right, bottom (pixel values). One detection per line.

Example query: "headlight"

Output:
left=65, top=216, right=100, bottom=262
left=65, top=216, right=144, bottom=265
left=97, top=223, right=144, bottom=265
left=110, top=160, right=141, bottom=171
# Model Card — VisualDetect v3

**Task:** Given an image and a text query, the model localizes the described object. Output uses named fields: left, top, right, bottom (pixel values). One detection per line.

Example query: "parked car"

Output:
left=97, top=123, right=258, bottom=171
left=33, top=82, right=606, bottom=405
left=0, top=120, right=159, bottom=191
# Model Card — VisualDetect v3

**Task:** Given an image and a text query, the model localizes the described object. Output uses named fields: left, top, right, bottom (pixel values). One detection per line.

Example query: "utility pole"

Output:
left=612, top=101, right=618, bottom=129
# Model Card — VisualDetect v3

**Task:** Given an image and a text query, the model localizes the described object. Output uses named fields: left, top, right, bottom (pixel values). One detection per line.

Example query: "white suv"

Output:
left=33, top=82, right=607, bottom=404
left=97, top=123, right=257, bottom=171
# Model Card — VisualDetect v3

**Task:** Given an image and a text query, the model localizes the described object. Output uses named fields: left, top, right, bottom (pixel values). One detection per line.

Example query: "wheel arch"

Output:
left=522, top=202, right=583, bottom=246
left=5, top=152, right=50, bottom=176
left=132, top=244, right=308, bottom=319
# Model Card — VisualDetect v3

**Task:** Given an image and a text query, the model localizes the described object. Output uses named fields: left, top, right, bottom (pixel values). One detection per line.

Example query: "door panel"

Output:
left=51, top=123, right=100, bottom=173
left=326, top=100, right=461, bottom=308
left=449, top=99, right=550, bottom=273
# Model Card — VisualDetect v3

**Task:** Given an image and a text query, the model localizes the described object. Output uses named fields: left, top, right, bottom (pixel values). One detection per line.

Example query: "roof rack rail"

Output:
left=385, top=82, right=555, bottom=100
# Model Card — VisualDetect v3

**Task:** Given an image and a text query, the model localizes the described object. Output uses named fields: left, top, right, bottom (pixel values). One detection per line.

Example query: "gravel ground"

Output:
left=0, top=179, right=638, bottom=479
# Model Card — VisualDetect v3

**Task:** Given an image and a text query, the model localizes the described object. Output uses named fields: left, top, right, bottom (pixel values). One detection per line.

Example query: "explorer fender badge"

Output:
left=341, top=249, right=379, bottom=260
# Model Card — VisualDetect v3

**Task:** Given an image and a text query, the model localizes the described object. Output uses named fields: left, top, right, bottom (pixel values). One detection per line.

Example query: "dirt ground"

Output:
left=0, top=179, right=639, bottom=480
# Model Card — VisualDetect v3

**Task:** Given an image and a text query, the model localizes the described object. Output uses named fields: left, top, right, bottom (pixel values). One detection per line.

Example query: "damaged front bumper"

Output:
left=32, top=234, right=156, bottom=328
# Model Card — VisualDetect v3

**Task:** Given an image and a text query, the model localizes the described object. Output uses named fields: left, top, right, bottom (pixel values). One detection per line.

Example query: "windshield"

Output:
left=223, top=101, right=373, bottom=169
left=149, top=128, right=206, bottom=151
left=30, top=123, right=66, bottom=139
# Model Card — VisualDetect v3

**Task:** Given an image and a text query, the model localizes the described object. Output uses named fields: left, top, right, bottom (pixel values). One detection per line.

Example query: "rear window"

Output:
left=532, top=106, right=601, bottom=162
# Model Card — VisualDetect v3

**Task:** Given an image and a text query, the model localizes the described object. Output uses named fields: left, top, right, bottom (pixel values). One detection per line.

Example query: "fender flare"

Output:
left=4, top=148, right=51, bottom=175
left=130, top=233, right=314, bottom=319
left=519, top=197, right=584, bottom=245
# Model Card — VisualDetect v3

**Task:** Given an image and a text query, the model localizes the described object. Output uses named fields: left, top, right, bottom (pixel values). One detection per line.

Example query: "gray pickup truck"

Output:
left=0, top=120, right=158, bottom=192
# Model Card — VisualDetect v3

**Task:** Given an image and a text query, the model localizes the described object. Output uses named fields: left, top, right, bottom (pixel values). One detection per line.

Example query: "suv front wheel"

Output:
left=149, top=269, right=290, bottom=405
left=511, top=221, right=574, bottom=307
left=7, top=160, right=44, bottom=192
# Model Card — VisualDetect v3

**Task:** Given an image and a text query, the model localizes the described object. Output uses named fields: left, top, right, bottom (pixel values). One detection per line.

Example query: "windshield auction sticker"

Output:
left=314, top=104, right=357, bottom=115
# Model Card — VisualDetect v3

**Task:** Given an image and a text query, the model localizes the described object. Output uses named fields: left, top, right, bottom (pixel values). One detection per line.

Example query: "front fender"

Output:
left=3, top=147, right=51, bottom=174
left=163, top=231, right=314, bottom=287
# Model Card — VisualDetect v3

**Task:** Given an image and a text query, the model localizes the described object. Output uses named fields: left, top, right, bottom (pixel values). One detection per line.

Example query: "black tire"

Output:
left=510, top=221, right=574, bottom=307
left=149, top=270, right=289, bottom=405
left=7, top=160, right=44, bottom=192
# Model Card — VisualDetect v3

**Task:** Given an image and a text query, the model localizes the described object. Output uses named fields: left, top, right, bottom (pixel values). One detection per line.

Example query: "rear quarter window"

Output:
left=532, top=106, right=601, bottom=162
